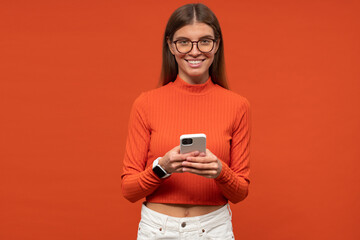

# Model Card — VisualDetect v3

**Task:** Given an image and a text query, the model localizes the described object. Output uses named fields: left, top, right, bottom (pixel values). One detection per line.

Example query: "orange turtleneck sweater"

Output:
left=121, top=76, right=251, bottom=205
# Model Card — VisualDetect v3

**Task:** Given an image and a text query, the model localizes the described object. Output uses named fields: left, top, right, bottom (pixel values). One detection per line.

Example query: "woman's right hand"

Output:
left=159, top=146, right=200, bottom=174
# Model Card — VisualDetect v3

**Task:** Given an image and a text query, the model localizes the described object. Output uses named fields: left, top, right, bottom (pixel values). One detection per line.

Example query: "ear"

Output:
left=167, top=38, right=175, bottom=55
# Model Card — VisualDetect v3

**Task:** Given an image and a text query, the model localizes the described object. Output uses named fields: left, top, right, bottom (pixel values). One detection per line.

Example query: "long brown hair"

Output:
left=159, top=3, right=228, bottom=89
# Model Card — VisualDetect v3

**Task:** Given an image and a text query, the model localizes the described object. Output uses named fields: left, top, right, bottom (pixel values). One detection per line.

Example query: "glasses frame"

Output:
left=173, top=39, right=217, bottom=54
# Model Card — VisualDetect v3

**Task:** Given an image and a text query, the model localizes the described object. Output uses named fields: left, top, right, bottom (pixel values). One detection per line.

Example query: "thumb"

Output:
left=172, top=145, right=181, bottom=152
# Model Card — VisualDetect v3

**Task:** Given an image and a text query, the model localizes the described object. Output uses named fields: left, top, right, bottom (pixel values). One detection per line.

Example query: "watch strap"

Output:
left=152, top=157, right=171, bottom=179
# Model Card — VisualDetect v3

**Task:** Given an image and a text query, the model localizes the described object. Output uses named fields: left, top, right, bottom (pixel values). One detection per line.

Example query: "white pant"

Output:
left=137, top=203, right=235, bottom=240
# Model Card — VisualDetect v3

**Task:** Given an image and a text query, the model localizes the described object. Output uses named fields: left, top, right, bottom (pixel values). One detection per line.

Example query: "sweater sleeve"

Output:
left=121, top=94, right=163, bottom=203
left=215, top=98, right=251, bottom=203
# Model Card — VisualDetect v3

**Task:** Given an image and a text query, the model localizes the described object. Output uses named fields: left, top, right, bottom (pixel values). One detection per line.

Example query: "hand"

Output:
left=159, top=146, right=200, bottom=174
left=181, top=149, right=222, bottom=178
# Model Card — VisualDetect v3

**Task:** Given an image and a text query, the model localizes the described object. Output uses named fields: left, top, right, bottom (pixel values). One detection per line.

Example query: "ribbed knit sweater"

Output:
left=121, top=76, right=251, bottom=205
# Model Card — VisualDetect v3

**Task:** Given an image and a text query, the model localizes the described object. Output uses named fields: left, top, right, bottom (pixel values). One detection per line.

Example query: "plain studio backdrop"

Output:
left=0, top=0, right=359, bottom=239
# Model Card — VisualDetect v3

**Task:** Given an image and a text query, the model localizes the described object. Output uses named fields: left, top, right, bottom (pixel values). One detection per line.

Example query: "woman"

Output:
left=121, top=3, right=250, bottom=239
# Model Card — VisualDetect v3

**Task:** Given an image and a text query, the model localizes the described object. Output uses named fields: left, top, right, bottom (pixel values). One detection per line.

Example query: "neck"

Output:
left=172, top=75, right=214, bottom=95
left=179, top=73, right=209, bottom=85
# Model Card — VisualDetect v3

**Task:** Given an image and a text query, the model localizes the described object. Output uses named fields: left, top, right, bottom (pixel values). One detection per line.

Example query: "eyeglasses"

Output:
left=173, top=39, right=216, bottom=54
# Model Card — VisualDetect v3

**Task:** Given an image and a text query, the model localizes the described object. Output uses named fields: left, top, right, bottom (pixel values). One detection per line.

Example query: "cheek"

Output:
left=205, top=54, right=215, bottom=65
left=204, top=52, right=214, bottom=59
left=174, top=54, right=186, bottom=64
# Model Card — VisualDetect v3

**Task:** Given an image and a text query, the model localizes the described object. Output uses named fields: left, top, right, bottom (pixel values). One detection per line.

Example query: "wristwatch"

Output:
left=152, top=157, right=171, bottom=178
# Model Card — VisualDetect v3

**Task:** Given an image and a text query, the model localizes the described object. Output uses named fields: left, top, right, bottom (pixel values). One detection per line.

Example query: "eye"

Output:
left=178, top=40, right=190, bottom=46
left=199, top=39, right=212, bottom=45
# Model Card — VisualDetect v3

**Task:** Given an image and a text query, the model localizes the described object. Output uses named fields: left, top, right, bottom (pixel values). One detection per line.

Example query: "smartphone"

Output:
left=180, top=133, right=206, bottom=154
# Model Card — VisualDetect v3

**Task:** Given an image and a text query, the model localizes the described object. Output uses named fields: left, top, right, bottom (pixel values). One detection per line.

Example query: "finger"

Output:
left=169, top=151, right=199, bottom=162
left=182, top=161, right=218, bottom=170
left=170, top=150, right=205, bottom=163
left=168, top=154, right=187, bottom=163
left=182, top=167, right=218, bottom=177
left=185, top=156, right=216, bottom=163
left=172, top=145, right=181, bottom=153
left=199, top=152, right=206, bottom=157
left=172, top=163, right=185, bottom=173
left=181, top=151, right=200, bottom=158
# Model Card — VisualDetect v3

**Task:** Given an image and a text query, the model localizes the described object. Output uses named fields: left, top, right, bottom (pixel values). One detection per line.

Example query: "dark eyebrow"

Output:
left=199, top=35, right=215, bottom=39
left=173, top=37, right=190, bottom=41
left=174, top=35, right=215, bottom=41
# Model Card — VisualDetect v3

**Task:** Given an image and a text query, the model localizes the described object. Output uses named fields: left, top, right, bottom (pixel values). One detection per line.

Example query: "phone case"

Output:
left=180, top=133, right=206, bottom=154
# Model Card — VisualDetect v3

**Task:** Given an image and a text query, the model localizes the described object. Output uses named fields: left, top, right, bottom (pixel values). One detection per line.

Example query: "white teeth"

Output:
left=188, top=60, right=202, bottom=64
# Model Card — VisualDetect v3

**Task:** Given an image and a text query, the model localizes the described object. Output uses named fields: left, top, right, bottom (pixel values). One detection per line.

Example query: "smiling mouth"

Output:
left=185, top=59, right=205, bottom=64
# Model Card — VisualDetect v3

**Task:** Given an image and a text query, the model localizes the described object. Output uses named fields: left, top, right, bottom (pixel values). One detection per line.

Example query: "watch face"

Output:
left=153, top=165, right=166, bottom=178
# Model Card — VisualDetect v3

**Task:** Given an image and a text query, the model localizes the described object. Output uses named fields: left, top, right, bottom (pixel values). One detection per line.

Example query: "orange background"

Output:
left=1, top=0, right=359, bottom=239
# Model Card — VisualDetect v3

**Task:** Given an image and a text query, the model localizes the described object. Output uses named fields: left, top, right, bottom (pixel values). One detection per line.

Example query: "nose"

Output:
left=188, top=42, right=202, bottom=56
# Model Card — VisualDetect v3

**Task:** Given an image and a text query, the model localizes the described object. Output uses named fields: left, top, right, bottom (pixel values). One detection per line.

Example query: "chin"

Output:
left=185, top=69, right=207, bottom=77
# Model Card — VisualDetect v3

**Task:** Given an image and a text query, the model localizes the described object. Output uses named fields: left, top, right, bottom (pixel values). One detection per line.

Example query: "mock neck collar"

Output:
left=171, top=75, right=215, bottom=95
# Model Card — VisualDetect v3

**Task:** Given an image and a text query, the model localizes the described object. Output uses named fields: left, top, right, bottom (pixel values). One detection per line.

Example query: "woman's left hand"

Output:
left=181, top=149, right=222, bottom=178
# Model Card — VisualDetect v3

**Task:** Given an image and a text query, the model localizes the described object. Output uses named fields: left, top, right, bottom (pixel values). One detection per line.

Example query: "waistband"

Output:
left=140, top=203, right=232, bottom=233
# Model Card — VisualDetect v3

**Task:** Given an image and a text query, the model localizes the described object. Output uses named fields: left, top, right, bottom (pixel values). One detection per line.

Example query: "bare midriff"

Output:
left=145, top=202, right=224, bottom=218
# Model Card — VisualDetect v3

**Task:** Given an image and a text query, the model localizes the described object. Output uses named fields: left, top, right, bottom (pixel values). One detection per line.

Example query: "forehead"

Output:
left=173, top=22, right=215, bottom=40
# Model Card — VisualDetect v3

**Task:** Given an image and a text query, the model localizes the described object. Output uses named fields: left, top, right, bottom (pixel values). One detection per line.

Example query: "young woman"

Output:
left=121, top=3, right=250, bottom=239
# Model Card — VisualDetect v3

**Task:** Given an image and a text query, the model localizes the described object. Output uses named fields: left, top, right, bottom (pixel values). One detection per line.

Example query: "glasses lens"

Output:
left=198, top=39, right=214, bottom=53
left=176, top=40, right=192, bottom=53
left=175, top=39, right=215, bottom=53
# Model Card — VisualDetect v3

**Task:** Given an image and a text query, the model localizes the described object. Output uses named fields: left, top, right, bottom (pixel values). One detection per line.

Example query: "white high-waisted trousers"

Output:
left=137, top=203, right=235, bottom=240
